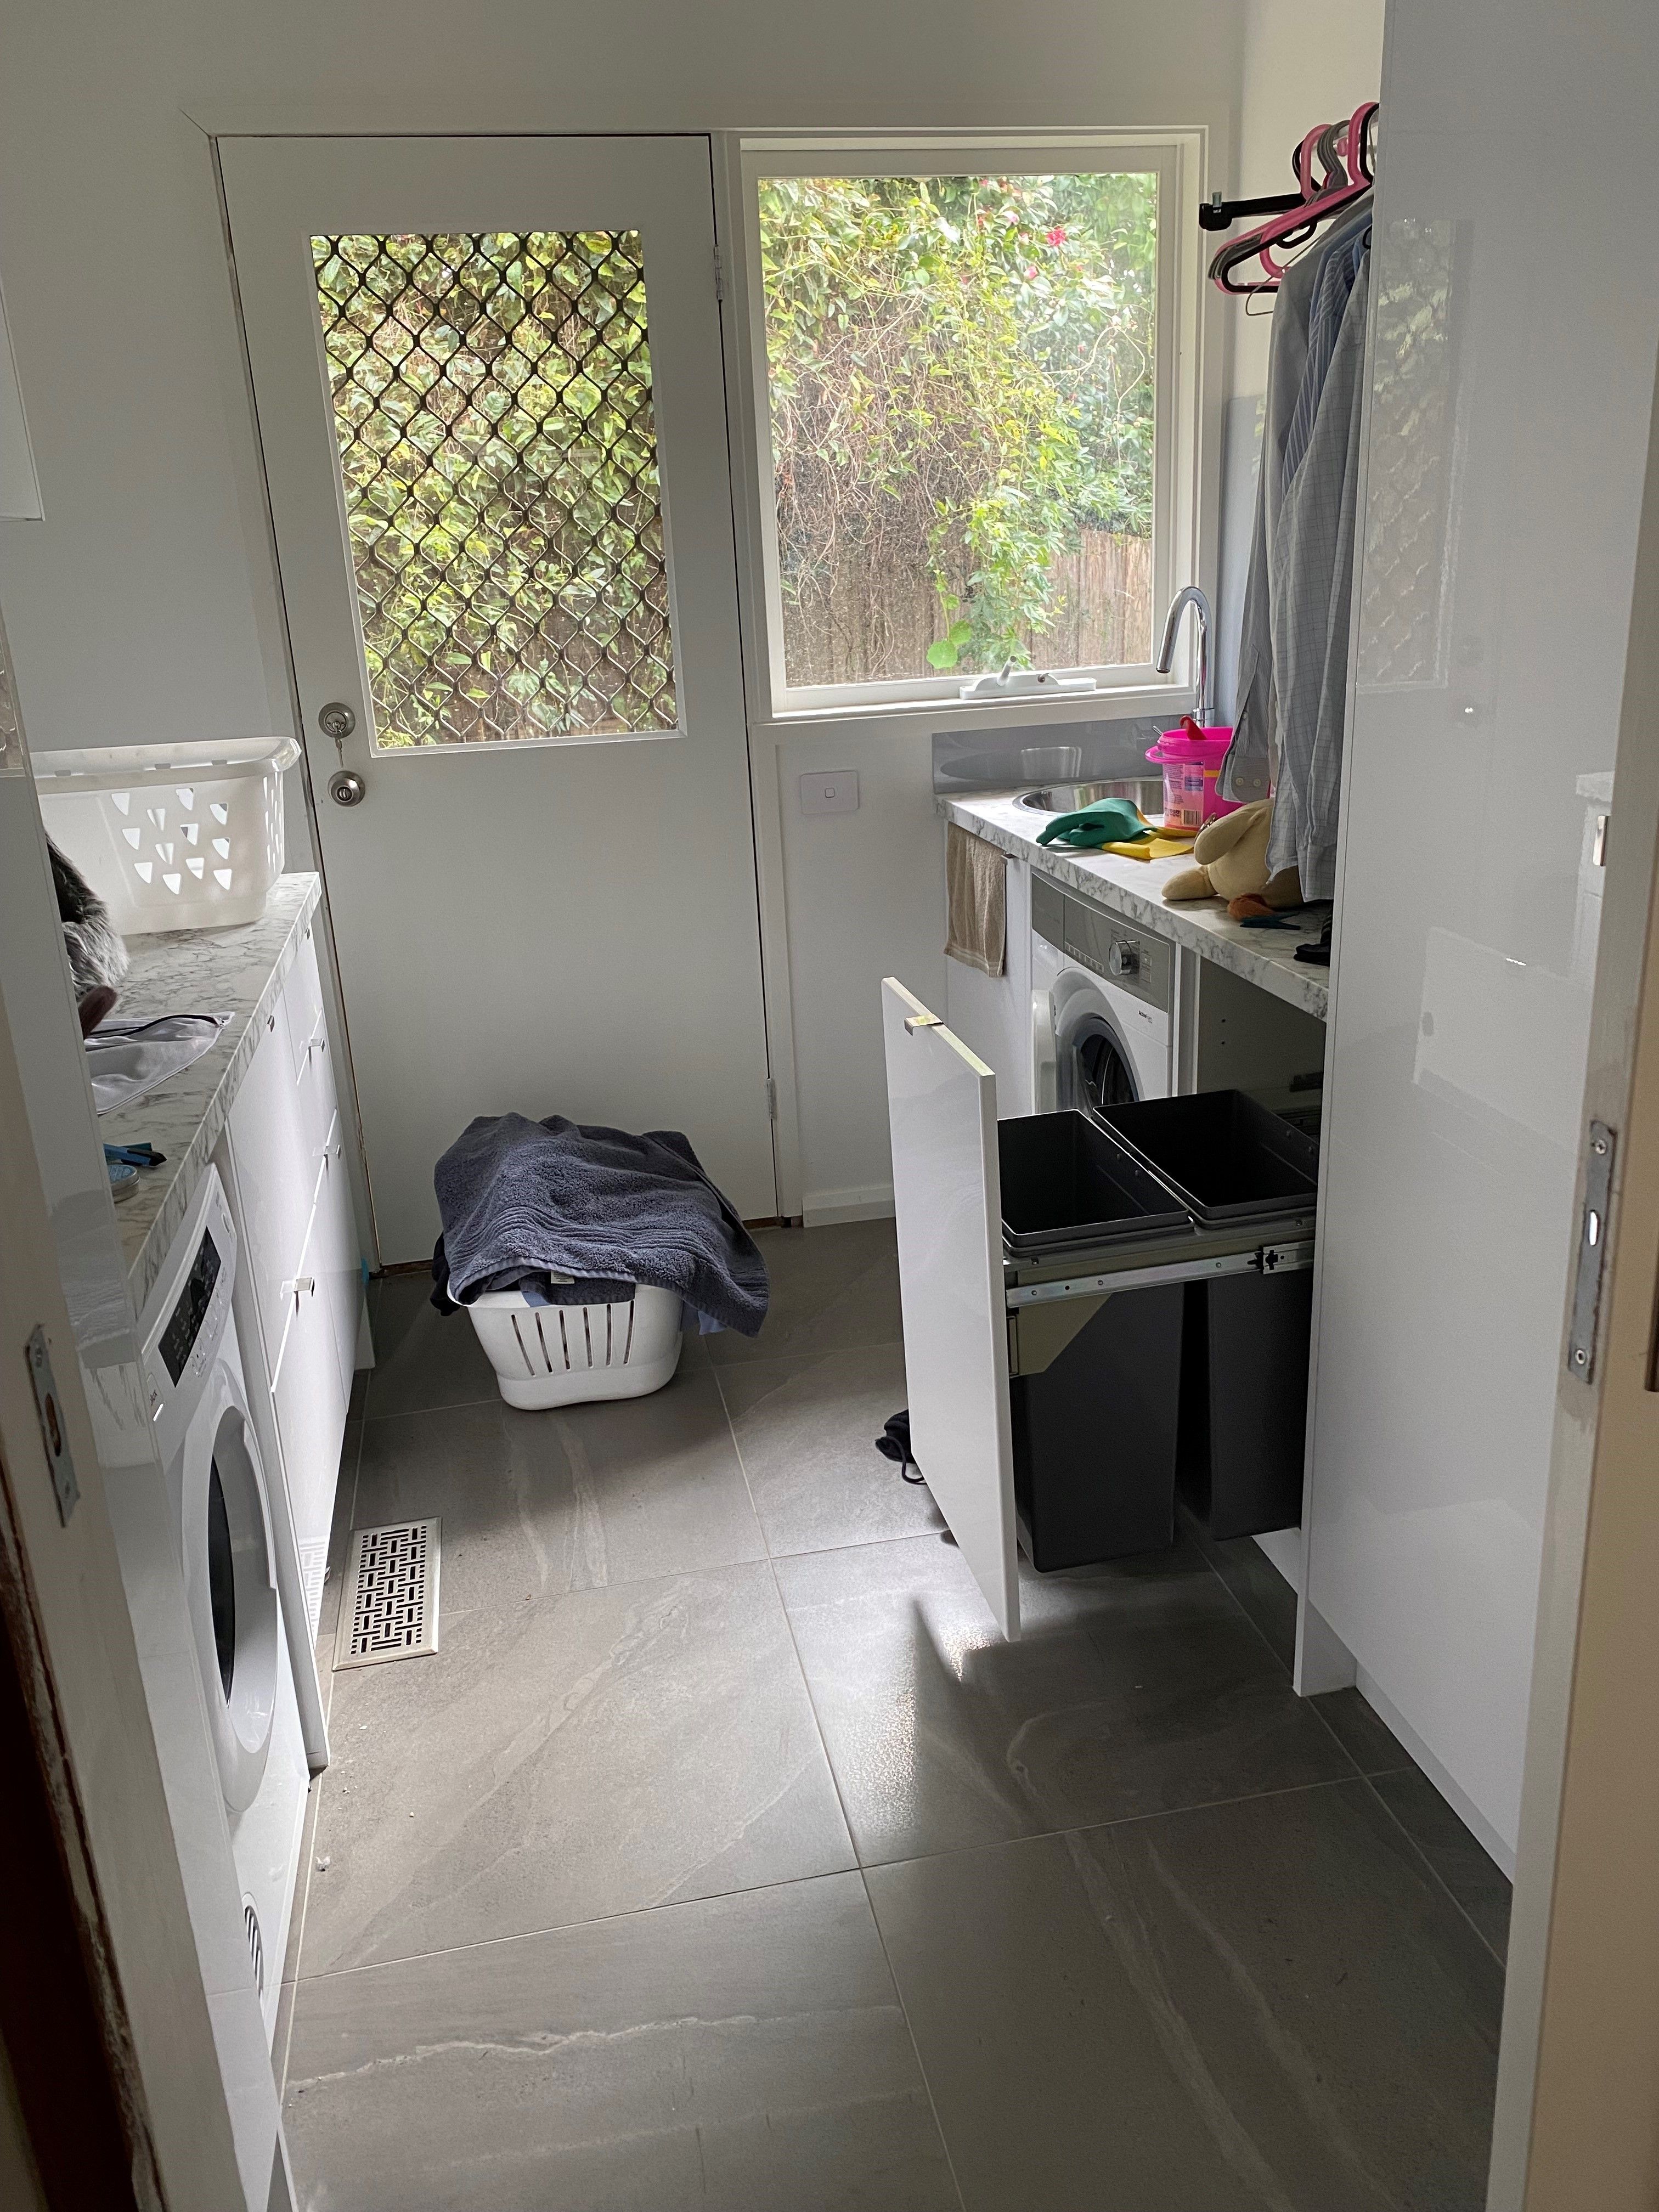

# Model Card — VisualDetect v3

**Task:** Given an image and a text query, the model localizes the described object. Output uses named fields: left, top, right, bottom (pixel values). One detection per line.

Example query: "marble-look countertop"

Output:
left=101, top=873, right=323, bottom=1313
left=941, top=793, right=1330, bottom=1022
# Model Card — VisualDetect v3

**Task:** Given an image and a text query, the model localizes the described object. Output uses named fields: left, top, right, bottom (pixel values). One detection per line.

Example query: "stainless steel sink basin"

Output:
left=1017, top=778, right=1163, bottom=816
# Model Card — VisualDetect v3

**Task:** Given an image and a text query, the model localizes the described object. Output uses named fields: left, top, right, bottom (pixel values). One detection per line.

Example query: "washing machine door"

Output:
left=1053, top=979, right=1142, bottom=1114
left=180, top=1361, right=280, bottom=1812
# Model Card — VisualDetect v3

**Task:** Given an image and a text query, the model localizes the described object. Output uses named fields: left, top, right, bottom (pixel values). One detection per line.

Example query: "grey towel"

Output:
left=944, top=822, right=1007, bottom=977
left=434, top=1115, right=769, bottom=1336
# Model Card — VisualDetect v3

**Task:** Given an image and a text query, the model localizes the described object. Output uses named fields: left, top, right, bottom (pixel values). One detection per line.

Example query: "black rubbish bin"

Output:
left=998, top=1113, right=1188, bottom=1571
left=1097, top=1093, right=1318, bottom=1541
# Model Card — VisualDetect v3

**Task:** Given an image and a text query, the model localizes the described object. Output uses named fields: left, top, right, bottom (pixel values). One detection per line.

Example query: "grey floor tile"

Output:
left=718, top=1343, right=944, bottom=1556
left=364, top=1270, right=500, bottom=1417
left=867, top=1781, right=1502, bottom=2212
left=285, top=1873, right=959, bottom=2212
left=776, top=1534, right=1355, bottom=1866
left=352, top=1371, right=764, bottom=1606
left=1181, top=1512, right=1300, bottom=1671
left=1371, top=1767, right=1512, bottom=1962
left=1310, top=1686, right=1412, bottom=1776
left=301, top=1558, right=854, bottom=1972
left=706, top=1219, right=901, bottom=1365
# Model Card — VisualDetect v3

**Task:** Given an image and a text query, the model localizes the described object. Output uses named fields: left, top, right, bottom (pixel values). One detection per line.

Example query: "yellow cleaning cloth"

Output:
left=1101, top=833, right=1197, bottom=861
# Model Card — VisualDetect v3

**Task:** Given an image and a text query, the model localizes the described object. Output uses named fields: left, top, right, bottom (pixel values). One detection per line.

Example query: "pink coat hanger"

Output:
left=1209, top=103, right=1379, bottom=295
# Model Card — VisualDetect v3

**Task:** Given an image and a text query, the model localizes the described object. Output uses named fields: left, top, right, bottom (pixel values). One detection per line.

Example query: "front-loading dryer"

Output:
left=139, top=1165, right=307, bottom=2042
left=1031, top=874, right=1174, bottom=1113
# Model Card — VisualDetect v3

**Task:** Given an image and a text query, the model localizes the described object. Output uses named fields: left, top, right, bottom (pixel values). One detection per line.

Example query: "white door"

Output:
left=222, top=138, right=775, bottom=1260
left=882, top=979, right=1019, bottom=1637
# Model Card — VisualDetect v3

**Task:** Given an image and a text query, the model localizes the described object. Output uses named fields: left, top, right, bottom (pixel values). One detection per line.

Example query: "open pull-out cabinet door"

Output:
left=882, top=979, right=1019, bottom=1638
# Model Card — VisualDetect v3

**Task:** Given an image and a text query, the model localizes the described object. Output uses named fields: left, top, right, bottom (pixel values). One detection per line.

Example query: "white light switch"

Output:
left=799, top=770, right=859, bottom=817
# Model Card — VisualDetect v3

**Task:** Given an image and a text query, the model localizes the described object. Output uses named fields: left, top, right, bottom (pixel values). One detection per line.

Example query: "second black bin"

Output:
left=1099, top=1092, right=1318, bottom=1543
left=1000, top=1097, right=1319, bottom=1571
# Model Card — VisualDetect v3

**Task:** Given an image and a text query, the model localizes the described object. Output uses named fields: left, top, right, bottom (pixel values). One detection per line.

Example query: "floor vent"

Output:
left=333, top=1517, right=441, bottom=1671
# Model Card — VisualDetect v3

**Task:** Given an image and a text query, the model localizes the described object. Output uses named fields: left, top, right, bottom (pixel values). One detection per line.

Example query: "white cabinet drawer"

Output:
left=269, top=1201, right=348, bottom=1632
left=227, top=1008, right=313, bottom=1357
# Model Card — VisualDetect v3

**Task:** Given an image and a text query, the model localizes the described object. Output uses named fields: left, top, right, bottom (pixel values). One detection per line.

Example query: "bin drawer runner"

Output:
left=1005, top=1239, right=1313, bottom=1309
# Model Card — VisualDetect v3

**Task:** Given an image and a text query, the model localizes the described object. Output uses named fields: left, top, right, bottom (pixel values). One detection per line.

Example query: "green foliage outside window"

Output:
left=759, top=172, right=1159, bottom=686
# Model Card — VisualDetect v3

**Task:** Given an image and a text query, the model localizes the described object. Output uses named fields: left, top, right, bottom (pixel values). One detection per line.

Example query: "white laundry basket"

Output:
left=33, top=736, right=301, bottom=934
left=465, top=1284, right=684, bottom=1409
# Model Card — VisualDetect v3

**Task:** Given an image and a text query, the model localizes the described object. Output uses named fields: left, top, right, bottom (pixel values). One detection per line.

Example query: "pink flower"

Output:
left=1024, top=264, right=1038, bottom=280
left=1045, top=225, right=1066, bottom=245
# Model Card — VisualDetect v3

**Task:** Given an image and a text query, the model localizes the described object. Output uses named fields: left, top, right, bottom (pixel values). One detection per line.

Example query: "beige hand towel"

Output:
left=944, top=822, right=1007, bottom=978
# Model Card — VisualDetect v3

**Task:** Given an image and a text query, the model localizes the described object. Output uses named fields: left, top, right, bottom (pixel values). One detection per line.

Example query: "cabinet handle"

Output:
left=281, top=1276, right=316, bottom=1306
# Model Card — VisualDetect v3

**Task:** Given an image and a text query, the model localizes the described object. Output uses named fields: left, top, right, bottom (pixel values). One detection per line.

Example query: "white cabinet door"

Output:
left=882, top=978, right=1019, bottom=1638
left=269, top=1201, right=349, bottom=1633
left=314, top=1110, right=363, bottom=1403
left=227, top=1010, right=313, bottom=1358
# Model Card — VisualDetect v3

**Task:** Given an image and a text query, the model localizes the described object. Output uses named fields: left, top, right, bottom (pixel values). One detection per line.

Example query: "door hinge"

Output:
left=1567, top=1119, right=1616, bottom=1383
left=765, top=1076, right=777, bottom=1123
left=713, top=247, right=725, bottom=303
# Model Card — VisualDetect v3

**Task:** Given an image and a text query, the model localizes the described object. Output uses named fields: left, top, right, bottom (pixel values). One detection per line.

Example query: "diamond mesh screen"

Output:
left=312, top=231, right=676, bottom=747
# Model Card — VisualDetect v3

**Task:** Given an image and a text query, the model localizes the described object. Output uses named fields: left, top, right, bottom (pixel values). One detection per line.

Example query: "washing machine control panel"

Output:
left=139, top=1167, right=239, bottom=1458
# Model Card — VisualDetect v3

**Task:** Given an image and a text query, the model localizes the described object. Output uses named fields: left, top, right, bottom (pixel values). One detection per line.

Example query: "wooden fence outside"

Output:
left=778, top=529, right=1153, bottom=690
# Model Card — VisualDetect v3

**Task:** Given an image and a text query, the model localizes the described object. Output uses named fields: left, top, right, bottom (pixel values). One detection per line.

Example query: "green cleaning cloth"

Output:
left=1035, top=798, right=1152, bottom=850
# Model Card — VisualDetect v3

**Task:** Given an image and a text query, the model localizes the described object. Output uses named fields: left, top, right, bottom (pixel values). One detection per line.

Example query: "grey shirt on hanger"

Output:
left=1265, top=246, right=1370, bottom=899
left=1220, top=196, right=1374, bottom=811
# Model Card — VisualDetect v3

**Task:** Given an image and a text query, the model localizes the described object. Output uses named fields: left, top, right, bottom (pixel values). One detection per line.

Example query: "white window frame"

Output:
left=731, top=132, right=1208, bottom=722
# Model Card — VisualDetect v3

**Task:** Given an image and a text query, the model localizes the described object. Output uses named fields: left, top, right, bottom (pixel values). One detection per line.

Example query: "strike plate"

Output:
left=26, top=1325, right=79, bottom=1526
left=1566, top=1120, right=1616, bottom=1383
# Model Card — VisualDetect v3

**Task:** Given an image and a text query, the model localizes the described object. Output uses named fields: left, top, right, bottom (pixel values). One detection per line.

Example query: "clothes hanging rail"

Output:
left=1204, top=103, right=1378, bottom=295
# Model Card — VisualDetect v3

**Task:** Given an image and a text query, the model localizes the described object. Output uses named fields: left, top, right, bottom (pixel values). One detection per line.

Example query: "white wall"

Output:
left=0, top=0, right=1250, bottom=1222
left=1307, top=0, right=1659, bottom=1859
left=1214, top=0, right=1384, bottom=716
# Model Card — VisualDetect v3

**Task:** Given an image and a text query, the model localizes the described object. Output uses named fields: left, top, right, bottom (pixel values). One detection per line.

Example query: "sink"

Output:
left=1017, top=778, right=1163, bottom=816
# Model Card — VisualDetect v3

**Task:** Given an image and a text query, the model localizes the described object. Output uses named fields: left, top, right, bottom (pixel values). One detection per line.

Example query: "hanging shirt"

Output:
left=1283, top=220, right=1370, bottom=487
left=1265, top=246, right=1371, bottom=899
left=1220, top=196, right=1374, bottom=809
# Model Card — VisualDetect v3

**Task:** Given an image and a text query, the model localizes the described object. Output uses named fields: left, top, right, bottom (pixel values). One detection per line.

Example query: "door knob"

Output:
left=329, top=769, right=366, bottom=808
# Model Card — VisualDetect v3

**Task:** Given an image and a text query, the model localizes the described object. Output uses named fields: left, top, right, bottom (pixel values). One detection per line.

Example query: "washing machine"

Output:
left=1030, top=873, right=1174, bottom=1113
left=138, top=1165, right=307, bottom=2045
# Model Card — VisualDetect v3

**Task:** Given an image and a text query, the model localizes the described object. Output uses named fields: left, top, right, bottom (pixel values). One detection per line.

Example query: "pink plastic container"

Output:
left=1146, top=721, right=1239, bottom=833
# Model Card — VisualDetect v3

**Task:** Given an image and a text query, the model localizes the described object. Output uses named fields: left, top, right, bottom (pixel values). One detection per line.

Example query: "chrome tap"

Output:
left=1155, top=585, right=1213, bottom=727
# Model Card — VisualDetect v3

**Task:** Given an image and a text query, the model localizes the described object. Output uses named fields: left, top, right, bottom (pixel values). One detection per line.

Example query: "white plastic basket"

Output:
left=33, top=736, right=301, bottom=934
left=465, top=1284, right=684, bottom=1409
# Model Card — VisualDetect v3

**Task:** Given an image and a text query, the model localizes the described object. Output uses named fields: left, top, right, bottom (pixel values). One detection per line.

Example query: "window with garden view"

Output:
left=758, top=170, right=1159, bottom=698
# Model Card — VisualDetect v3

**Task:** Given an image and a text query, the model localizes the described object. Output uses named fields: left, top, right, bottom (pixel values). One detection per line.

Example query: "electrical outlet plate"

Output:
left=799, top=770, right=859, bottom=816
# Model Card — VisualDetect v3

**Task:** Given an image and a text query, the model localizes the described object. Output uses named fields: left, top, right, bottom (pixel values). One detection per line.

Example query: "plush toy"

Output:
left=1161, top=799, right=1302, bottom=916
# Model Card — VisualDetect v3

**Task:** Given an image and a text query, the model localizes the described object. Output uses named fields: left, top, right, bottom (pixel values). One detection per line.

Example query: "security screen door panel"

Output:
left=882, top=979, right=1019, bottom=1638
left=223, top=140, right=774, bottom=1256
